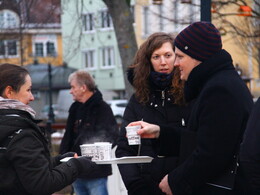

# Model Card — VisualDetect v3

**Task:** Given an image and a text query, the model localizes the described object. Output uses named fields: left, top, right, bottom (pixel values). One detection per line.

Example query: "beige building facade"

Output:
left=133, top=0, right=259, bottom=97
left=212, top=1, right=259, bottom=97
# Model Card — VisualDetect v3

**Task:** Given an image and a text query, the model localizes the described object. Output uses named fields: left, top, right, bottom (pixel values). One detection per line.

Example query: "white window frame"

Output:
left=46, top=42, right=56, bottom=56
left=32, top=35, right=57, bottom=57
left=99, top=9, right=113, bottom=30
left=82, top=49, right=96, bottom=70
left=82, top=12, right=95, bottom=33
left=100, top=47, right=115, bottom=69
left=158, top=4, right=164, bottom=31
left=34, top=41, right=56, bottom=57
left=35, top=42, right=44, bottom=57
left=142, top=6, right=150, bottom=36
left=0, top=40, right=19, bottom=58
left=0, top=9, right=19, bottom=29
left=173, top=1, right=179, bottom=29
left=130, top=5, right=135, bottom=24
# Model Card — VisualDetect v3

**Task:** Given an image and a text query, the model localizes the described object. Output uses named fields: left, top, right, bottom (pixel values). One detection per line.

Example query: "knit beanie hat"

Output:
left=174, top=21, right=222, bottom=62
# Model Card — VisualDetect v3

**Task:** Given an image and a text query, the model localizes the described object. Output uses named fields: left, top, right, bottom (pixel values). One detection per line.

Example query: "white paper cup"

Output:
left=126, top=125, right=141, bottom=145
left=80, top=142, right=112, bottom=161
left=94, top=142, right=112, bottom=160
left=80, top=144, right=99, bottom=161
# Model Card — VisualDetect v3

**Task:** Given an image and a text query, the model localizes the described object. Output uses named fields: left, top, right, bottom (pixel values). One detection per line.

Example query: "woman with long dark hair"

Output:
left=116, top=32, right=192, bottom=195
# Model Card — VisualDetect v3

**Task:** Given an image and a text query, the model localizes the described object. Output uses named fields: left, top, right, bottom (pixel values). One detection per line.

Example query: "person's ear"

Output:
left=3, top=86, right=14, bottom=99
left=81, top=84, right=88, bottom=92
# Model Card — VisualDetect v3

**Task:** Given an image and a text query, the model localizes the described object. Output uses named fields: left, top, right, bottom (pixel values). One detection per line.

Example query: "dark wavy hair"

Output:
left=129, top=32, right=185, bottom=105
left=0, top=63, right=29, bottom=97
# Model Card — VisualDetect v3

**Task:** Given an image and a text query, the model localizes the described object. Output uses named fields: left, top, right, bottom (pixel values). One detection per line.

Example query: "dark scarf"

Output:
left=149, top=71, right=173, bottom=90
left=77, top=89, right=103, bottom=119
left=184, top=49, right=235, bottom=102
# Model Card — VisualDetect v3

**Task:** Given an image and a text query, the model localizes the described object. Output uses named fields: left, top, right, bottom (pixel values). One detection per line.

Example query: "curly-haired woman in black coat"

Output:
left=115, top=32, right=192, bottom=195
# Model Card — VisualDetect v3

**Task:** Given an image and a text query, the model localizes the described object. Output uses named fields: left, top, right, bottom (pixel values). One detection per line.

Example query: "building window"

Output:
left=84, top=50, right=95, bottom=69
left=143, top=6, right=150, bottom=35
left=82, top=13, right=94, bottom=32
left=100, top=10, right=113, bottom=28
left=158, top=5, right=164, bottom=31
left=188, top=3, right=194, bottom=23
left=35, top=43, right=44, bottom=57
left=101, top=47, right=114, bottom=68
left=0, top=41, right=4, bottom=56
left=0, top=40, right=18, bottom=58
left=7, top=40, right=17, bottom=55
left=130, top=5, right=135, bottom=23
left=253, top=1, right=260, bottom=27
left=34, top=41, right=56, bottom=57
left=46, top=42, right=56, bottom=56
left=0, top=10, right=19, bottom=29
left=173, top=1, right=178, bottom=29
left=33, top=35, right=57, bottom=58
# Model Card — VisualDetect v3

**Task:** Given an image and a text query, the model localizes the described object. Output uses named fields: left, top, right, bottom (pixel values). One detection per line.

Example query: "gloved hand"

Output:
left=68, top=156, right=97, bottom=177
left=60, top=152, right=76, bottom=159
left=53, top=152, right=76, bottom=165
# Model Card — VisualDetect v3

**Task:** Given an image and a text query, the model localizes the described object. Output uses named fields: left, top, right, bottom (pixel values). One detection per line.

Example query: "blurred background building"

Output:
left=0, top=0, right=259, bottom=194
left=1, top=0, right=258, bottom=116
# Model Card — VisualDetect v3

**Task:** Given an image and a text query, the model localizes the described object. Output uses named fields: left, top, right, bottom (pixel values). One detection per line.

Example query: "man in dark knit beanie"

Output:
left=153, top=21, right=254, bottom=195
left=174, top=21, right=222, bottom=62
left=173, top=21, right=223, bottom=81
left=122, top=22, right=254, bottom=194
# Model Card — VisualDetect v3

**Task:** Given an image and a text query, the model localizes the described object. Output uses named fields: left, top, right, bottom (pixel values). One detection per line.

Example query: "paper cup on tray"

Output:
left=126, top=125, right=141, bottom=145
left=80, top=142, right=112, bottom=161
left=80, top=144, right=99, bottom=161
left=94, top=142, right=112, bottom=161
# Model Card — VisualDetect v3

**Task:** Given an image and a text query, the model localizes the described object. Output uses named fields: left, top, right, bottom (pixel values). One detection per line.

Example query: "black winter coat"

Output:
left=0, top=109, right=80, bottom=195
left=60, top=89, right=118, bottom=179
left=159, top=50, right=253, bottom=195
left=240, top=97, right=260, bottom=195
left=116, top=83, right=192, bottom=195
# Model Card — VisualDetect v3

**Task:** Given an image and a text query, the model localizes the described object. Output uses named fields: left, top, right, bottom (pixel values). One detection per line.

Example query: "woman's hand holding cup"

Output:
left=127, top=121, right=160, bottom=139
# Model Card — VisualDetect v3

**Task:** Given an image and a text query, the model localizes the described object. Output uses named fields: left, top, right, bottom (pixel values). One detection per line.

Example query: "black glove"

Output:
left=68, top=156, right=97, bottom=177
left=60, top=152, right=76, bottom=159
left=53, top=152, right=76, bottom=165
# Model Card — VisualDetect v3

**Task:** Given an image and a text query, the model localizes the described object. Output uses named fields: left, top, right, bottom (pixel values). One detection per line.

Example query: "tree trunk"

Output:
left=103, top=0, right=137, bottom=99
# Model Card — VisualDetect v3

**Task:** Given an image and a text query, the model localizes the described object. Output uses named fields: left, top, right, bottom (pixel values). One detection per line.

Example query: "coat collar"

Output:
left=184, top=49, right=235, bottom=102
left=69, top=88, right=103, bottom=114
left=82, top=89, right=103, bottom=107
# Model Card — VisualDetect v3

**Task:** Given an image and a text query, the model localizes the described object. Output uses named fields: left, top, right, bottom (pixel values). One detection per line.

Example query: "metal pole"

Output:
left=47, top=63, right=55, bottom=131
left=201, top=0, right=211, bottom=22
left=45, top=63, right=55, bottom=151
left=46, top=63, right=55, bottom=140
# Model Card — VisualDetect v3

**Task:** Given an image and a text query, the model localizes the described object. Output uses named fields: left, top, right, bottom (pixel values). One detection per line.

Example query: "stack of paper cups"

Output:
left=80, top=144, right=98, bottom=160
left=80, top=142, right=112, bottom=161
left=94, top=142, right=112, bottom=161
